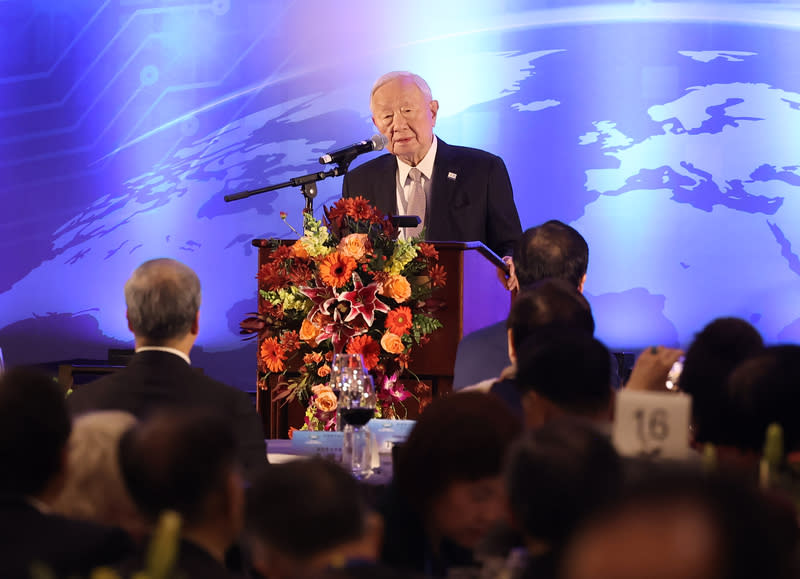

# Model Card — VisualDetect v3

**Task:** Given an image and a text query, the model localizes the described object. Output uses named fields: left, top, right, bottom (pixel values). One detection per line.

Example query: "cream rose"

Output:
left=338, top=233, right=370, bottom=261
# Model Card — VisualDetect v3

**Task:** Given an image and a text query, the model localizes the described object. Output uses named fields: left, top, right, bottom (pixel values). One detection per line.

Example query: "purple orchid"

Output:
left=378, top=372, right=412, bottom=404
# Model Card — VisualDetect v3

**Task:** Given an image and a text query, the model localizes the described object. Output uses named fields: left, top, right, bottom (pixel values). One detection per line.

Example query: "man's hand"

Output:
left=625, top=345, right=684, bottom=392
left=497, top=255, right=519, bottom=292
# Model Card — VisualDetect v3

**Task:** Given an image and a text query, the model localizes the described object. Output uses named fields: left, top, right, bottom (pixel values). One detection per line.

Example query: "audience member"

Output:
left=679, top=317, right=764, bottom=445
left=504, top=419, right=624, bottom=579
left=481, top=279, right=596, bottom=418
left=381, top=392, right=522, bottom=576
left=68, top=257, right=266, bottom=480
left=561, top=466, right=797, bottom=579
left=50, top=410, right=147, bottom=543
left=116, top=409, right=246, bottom=578
left=0, top=367, right=131, bottom=577
left=515, top=328, right=613, bottom=431
left=725, top=345, right=800, bottom=454
left=246, top=457, right=384, bottom=579
left=454, top=220, right=591, bottom=390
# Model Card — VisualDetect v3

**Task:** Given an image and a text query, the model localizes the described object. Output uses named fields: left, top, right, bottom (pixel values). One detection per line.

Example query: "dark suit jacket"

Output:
left=342, top=139, right=522, bottom=257
left=453, top=321, right=510, bottom=391
left=0, top=495, right=131, bottom=578
left=67, top=350, right=267, bottom=481
left=454, top=321, right=622, bottom=394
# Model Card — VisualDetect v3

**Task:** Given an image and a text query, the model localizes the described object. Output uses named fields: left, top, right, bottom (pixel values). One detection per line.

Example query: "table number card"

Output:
left=613, top=390, right=692, bottom=460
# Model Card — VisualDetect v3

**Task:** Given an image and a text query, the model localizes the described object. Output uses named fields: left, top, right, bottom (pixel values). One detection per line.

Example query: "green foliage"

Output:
left=412, top=314, right=443, bottom=344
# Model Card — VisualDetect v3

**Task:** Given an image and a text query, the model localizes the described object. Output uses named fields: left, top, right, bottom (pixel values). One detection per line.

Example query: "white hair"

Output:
left=51, top=411, right=146, bottom=537
left=370, top=71, right=433, bottom=106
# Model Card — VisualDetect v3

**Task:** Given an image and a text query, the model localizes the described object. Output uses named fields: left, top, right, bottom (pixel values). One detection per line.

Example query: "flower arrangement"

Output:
left=242, top=197, right=446, bottom=431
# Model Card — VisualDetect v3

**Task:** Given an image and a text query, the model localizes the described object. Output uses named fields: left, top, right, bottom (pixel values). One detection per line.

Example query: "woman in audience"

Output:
left=380, top=392, right=522, bottom=577
left=51, top=410, right=148, bottom=543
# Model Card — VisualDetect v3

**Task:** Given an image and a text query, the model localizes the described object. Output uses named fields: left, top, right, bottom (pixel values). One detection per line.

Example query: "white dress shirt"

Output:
left=395, top=136, right=438, bottom=240
left=135, top=346, right=191, bottom=365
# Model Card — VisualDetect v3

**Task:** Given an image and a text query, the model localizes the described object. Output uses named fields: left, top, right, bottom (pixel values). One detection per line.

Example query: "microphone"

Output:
left=318, top=133, right=389, bottom=165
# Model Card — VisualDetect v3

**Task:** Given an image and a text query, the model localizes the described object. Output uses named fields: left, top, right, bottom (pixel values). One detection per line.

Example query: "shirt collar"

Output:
left=397, top=135, right=438, bottom=185
left=135, top=346, right=191, bottom=365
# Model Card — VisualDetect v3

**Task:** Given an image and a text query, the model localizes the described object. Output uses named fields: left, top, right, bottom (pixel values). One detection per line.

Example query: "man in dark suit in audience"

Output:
left=67, top=258, right=266, bottom=480
left=342, top=71, right=522, bottom=261
left=116, top=410, right=246, bottom=579
left=0, top=368, right=131, bottom=577
left=454, top=220, right=598, bottom=390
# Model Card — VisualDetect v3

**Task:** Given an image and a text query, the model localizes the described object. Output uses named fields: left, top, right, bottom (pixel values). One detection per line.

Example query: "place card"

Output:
left=290, top=430, right=344, bottom=461
left=612, top=390, right=692, bottom=460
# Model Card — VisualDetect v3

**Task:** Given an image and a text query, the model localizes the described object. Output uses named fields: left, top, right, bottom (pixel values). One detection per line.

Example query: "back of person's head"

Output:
left=124, top=258, right=201, bottom=343
left=513, top=220, right=588, bottom=288
left=562, top=466, right=796, bottom=579
left=505, top=419, right=622, bottom=547
left=0, top=367, right=71, bottom=496
left=506, top=279, right=595, bottom=353
left=51, top=411, right=145, bottom=537
left=118, top=409, right=239, bottom=528
left=515, top=329, right=612, bottom=423
left=726, top=345, right=800, bottom=453
left=246, top=458, right=372, bottom=564
left=679, top=317, right=764, bottom=444
left=396, top=391, right=522, bottom=516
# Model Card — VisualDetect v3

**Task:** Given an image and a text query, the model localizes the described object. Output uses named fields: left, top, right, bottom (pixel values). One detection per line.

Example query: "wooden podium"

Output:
left=252, top=240, right=512, bottom=439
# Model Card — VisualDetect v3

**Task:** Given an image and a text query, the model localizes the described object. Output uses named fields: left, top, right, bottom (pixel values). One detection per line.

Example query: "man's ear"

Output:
left=578, top=273, right=587, bottom=293
left=126, top=311, right=133, bottom=333
left=429, top=99, right=439, bottom=125
left=507, top=329, right=516, bottom=366
left=191, top=311, right=200, bottom=336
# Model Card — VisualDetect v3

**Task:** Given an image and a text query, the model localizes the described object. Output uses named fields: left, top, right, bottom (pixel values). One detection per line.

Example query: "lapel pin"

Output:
left=447, top=172, right=457, bottom=180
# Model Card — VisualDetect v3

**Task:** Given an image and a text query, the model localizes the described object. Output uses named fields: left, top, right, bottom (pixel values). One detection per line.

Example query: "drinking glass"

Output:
left=341, top=373, right=376, bottom=479
left=0, top=347, right=5, bottom=375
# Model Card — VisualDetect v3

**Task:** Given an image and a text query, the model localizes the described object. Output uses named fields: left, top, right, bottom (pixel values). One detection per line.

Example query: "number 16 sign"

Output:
left=612, top=390, right=692, bottom=460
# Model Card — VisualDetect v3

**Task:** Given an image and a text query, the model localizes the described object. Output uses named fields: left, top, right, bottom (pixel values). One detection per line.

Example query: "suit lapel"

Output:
left=373, top=154, right=398, bottom=216
left=429, top=139, right=460, bottom=238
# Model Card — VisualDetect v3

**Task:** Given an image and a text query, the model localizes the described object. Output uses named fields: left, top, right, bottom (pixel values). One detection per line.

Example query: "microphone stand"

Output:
left=223, top=159, right=353, bottom=212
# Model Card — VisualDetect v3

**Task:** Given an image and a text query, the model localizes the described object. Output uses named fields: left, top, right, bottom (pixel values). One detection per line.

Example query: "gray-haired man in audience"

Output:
left=68, top=257, right=267, bottom=480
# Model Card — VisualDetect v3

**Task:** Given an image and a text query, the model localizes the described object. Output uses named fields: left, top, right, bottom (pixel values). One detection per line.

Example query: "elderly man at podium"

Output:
left=341, top=70, right=523, bottom=288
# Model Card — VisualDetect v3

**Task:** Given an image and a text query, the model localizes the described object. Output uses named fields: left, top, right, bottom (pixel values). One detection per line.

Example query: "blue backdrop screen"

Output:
left=2, top=0, right=800, bottom=388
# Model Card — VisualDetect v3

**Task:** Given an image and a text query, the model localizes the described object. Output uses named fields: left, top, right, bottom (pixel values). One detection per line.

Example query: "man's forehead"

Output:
left=371, top=79, right=427, bottom=108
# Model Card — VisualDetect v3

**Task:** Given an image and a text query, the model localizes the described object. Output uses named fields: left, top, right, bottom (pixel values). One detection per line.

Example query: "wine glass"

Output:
left=341, top=373, right=377, bottom=479
left=330, top=353, right=367, bottom=430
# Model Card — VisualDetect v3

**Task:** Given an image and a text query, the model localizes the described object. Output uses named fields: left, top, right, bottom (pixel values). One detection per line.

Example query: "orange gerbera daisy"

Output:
left=319, top=252, right=357, bottom=288
left=346, top=334, right=381, bottom=370
left=260, top=337, right=287, bottom=373
left=385, top=306, right=413, bottom=336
